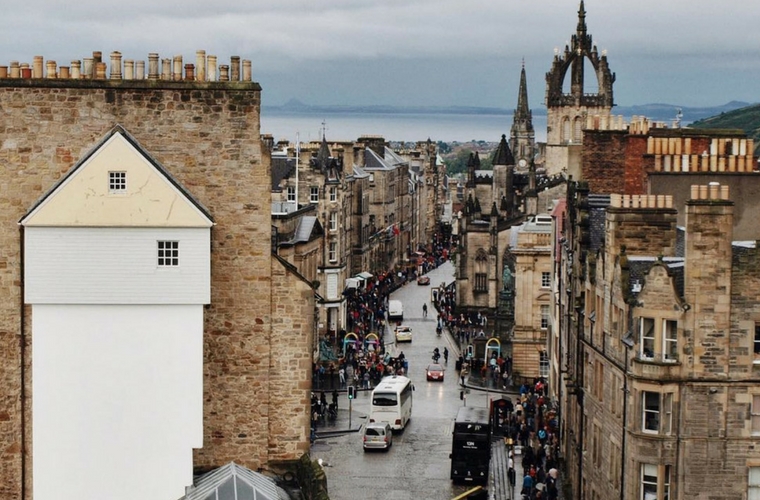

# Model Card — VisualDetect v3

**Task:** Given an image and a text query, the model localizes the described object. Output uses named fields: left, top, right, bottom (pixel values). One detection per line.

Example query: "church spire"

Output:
left=515, top=60, right=531, bottom=125
left=577, top=0, right=587, bottom=35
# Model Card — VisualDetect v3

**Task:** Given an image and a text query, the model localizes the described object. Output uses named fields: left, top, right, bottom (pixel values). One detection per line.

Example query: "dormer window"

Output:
left=109, top=171, right=126, bottom=192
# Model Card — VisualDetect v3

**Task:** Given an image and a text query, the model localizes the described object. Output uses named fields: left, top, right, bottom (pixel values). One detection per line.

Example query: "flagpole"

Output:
left=295, top=132, right=300, bottom=206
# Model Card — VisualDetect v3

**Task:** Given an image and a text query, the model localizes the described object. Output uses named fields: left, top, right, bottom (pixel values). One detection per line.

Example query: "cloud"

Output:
left=1, top=0, right=758, bottom=107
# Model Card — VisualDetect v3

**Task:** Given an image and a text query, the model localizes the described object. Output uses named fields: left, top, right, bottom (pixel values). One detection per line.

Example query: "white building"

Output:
left=21, top=126, right=213, bottom=500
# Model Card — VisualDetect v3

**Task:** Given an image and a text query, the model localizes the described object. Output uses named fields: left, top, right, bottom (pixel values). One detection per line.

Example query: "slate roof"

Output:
left=492, top=134, right=515, bottom=166
left=588, top=194, right=610, bottom=253
left=289, top=216, right=321, bottom=244
left=628, top=257, right=685, bottom=299
left=271, top=154, right=296, bottom=191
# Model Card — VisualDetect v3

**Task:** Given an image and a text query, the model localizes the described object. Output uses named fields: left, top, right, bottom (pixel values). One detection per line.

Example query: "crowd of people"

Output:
left=508, top=379, right=561, bottom=499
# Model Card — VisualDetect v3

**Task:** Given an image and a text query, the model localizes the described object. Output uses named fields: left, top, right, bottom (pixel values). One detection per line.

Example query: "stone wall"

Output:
left=0, top=77, right=302, bottom=498
left=269, top=256, right=315, bottom=462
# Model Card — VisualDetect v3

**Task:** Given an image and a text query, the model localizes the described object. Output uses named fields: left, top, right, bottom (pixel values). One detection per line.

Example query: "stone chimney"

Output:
left=605, top=194, right=677, bottom=257
left=684, top=183, right=733, bottom=376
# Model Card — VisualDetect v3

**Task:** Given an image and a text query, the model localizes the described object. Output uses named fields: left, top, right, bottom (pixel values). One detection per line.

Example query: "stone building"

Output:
left=556, top=183, right=760, bottom=499
left=0, top=51, right=315, bottom=500
left=506, top=215, right=553, bottom=381
left=544, top=1, right=616, bottom=176
left=582, top=123, right=759, bottom=238
left=270, top=134, right=353, bottom=339
left=455, top=53, right=565, bottom=370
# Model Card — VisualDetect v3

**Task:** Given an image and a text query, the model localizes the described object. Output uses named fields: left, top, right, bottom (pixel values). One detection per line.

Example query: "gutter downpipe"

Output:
left=620, top=347, right=629, bottom=500
left=20, top=225, right=27, bottom=500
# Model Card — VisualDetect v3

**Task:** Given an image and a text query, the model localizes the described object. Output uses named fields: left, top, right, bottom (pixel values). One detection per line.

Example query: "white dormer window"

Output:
left=287, top=186, right=296, bottom=202
left=109, top=171, right=126, bottom=192
left=157, top=240, right=179, bottom=267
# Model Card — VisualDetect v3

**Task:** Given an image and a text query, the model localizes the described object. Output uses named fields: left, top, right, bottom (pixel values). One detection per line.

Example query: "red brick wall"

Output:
left=581, top=131, right=627, bottom=193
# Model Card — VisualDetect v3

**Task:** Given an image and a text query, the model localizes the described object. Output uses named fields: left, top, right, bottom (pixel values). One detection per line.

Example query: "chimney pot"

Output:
left=33, top=56, right=43, bottom=78
left=83, top=58, right=93, bottom=79
left=95, top=62, right=107, bottom=80
left=219, top=64, right=229, bottom=82
left=230, top=56, right=240, bottom=81
left=172, top=55, right=183, bottom=81
left=196, top=50, right=206, bottom=81
left=242, top=60, right=252, bottom=82
left=135, top=60, right=145, bottom=80
left=110, top=51, right=123, bottom=80
left=148, top=53, right=160, bottom=80
left=161, top=58, right=171, bottom=80
left=124, top=59, right=134, bottom=80
left=207, top=55, right=217, bottom=82
left=45, top=60, right=57, bottom=78
left=71, top=61, right=81, bottom=79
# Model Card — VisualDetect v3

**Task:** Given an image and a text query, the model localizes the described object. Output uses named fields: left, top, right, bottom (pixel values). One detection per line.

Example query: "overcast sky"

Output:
left=4, top=0, right=759, bottom=109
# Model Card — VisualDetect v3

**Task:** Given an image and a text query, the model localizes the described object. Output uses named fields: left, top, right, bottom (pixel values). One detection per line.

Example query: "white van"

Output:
left=388, top=300, right=404, bottom=321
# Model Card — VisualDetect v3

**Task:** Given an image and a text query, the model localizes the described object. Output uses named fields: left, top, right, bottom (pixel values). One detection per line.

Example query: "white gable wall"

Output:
left=32, top=304, right=203, bottom=500
left=22, top=133, right=213, bottom=228
left=25, top=227, right=210, bottom=304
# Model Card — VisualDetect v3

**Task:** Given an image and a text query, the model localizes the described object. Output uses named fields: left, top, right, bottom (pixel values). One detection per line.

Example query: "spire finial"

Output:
left=577, top=0, right=587, bottom=34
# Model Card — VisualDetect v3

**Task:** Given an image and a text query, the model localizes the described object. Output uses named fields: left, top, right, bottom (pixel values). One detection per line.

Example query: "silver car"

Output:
left=362, top=422, right=393, bottom=451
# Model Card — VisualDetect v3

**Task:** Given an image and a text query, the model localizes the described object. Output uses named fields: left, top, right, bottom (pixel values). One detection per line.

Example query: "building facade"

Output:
left=0, top=51, right=315, bottom=500
left=558, top=183, right=760, bottom=500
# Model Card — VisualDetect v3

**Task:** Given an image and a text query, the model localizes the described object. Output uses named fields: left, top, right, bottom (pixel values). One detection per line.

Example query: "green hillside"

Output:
left=689, top=103, right=760, bottom=155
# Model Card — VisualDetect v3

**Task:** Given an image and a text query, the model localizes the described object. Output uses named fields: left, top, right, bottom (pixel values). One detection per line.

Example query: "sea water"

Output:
left=261, top=110, right=548, bottom=144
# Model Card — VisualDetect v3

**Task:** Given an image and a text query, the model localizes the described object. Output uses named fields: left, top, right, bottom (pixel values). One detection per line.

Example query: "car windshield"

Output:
left=428, top=364, right=443, bottom=371
left=365, top=427, right=384, bottom=436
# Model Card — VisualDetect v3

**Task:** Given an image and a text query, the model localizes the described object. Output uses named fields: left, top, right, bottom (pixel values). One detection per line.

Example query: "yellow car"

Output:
left=395, top=325, right=413, bottom=343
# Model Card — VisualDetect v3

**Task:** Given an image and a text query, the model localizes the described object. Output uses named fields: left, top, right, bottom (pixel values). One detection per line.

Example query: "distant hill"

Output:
left=615, top=101, right=754, bottom=123
left=689, top=103, right=760, bottom=155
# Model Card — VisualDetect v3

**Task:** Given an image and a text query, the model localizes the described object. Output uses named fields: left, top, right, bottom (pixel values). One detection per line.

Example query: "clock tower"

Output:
left=510, top=60, right=535, bottom=173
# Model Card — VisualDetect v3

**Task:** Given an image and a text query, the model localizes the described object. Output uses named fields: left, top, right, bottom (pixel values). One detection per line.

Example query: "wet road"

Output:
left=311, top=262, right=497, bottom=500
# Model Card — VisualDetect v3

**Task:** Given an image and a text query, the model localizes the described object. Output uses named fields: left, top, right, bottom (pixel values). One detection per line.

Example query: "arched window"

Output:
left=573, top=116, right=583, bottom=143
left=562, top=117, right=571, bottom=144
left=474, top=249, right=488, bottom=293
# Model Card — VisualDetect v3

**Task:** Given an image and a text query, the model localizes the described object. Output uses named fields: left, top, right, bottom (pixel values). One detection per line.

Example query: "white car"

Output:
left=395, top=325, right=412, bottom=343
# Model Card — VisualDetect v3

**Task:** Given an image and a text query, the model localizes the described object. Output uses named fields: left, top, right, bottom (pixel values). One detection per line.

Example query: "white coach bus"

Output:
left=369, top=375, right=414, bottom=430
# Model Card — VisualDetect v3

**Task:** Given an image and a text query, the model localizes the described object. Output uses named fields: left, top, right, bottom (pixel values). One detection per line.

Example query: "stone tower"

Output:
left=510, top=61, right=535, bottom=173
left=545, top=0, right=615, bottom=176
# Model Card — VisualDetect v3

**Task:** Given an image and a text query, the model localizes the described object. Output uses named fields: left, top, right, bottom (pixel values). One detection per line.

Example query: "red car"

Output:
left=426, top=363, right=444, bottom=381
